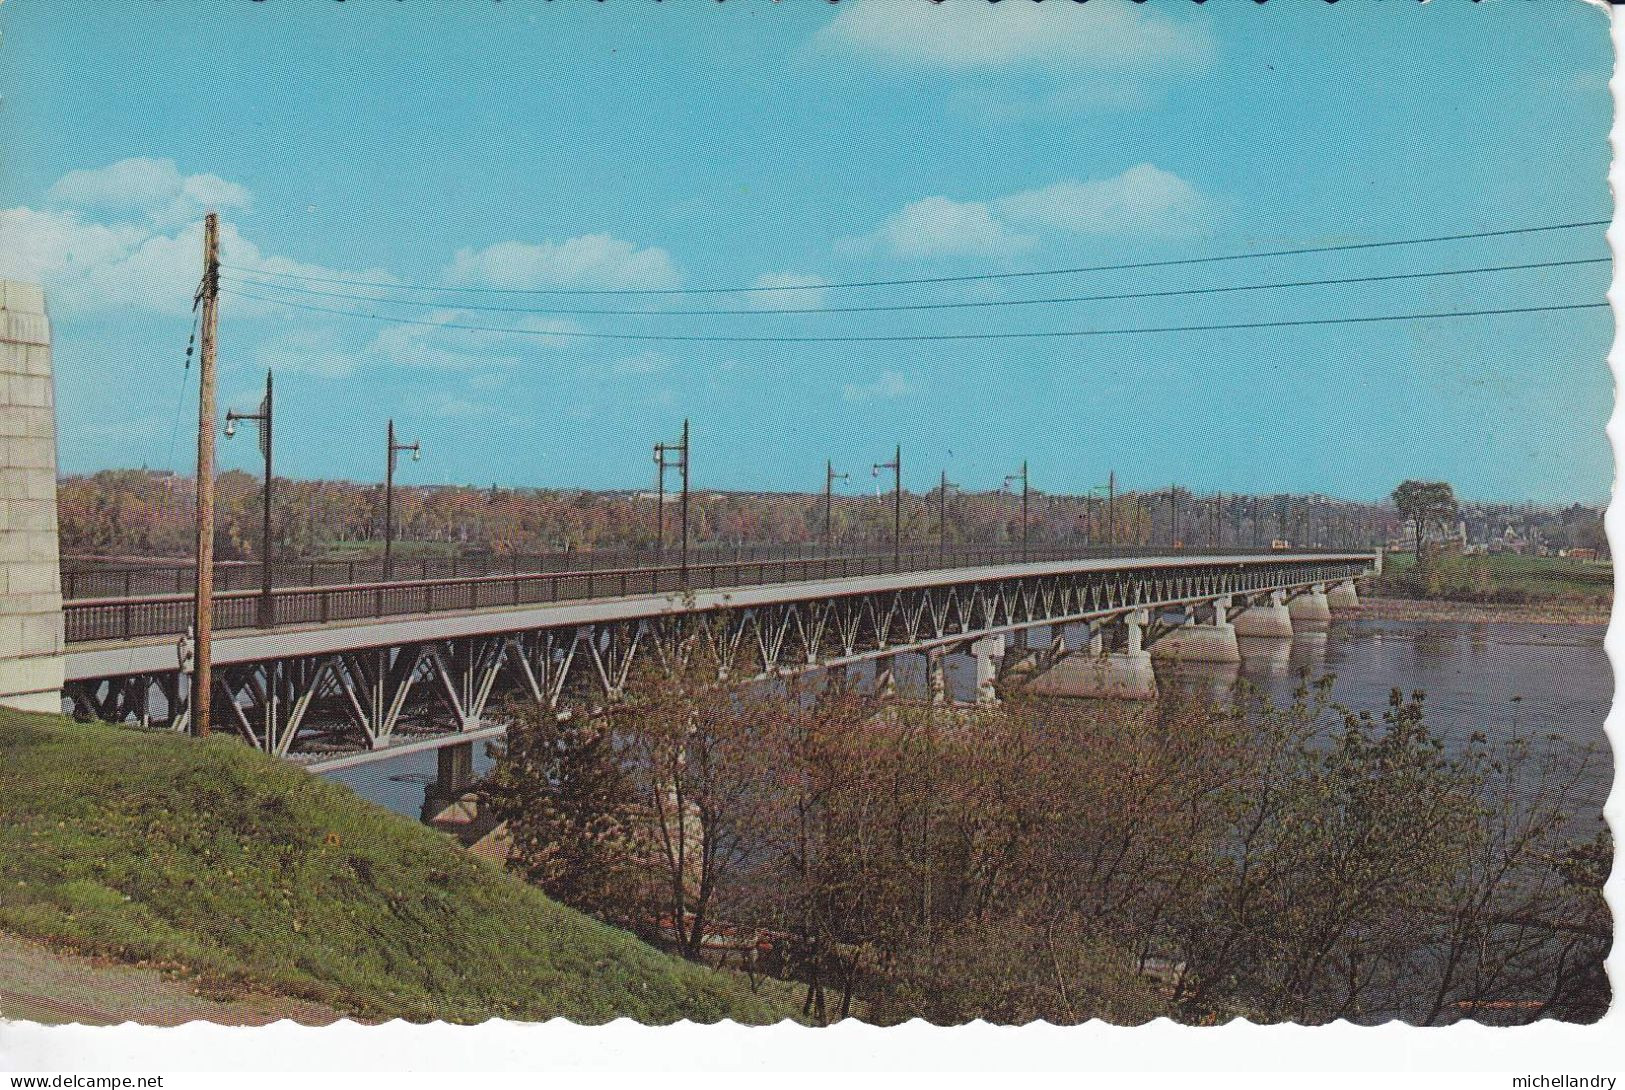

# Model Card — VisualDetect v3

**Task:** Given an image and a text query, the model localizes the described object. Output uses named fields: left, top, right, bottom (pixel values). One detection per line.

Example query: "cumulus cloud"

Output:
left=254, top=326, right=360, bottom=380
left=837, top=196, right=1037, bottom=261
left=743, top=272, right=831, bottom=309
left=815, top=0, right=1212, bottom=72
left=444, top=234, right=679, bottom=291
left=837, top=165, right=1209, bottom=261
left=47, top=157, right=251, bottom=228
left=996, top=164, right=1210, bottom=238
left=842, top=370, right=914, bottom=403
left=368, top=310, right=582, bottom=372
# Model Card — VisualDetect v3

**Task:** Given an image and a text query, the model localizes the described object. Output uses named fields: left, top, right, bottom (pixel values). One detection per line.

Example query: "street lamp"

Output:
left=1002, top=459, right=1030, bottom=560
left=225, top=369, right=274, bottom=626
left=936, top=469, right=960, bottom=560
left=383, top=418, right=420, bottom=581
left=873, top=445, right=901, bottom=571
left=824, top=460, right=849, bottom=558
left=654, top=419, right=690, bottom=581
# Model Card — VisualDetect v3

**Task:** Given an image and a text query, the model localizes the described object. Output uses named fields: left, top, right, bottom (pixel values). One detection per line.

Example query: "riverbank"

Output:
left=0, top=706, right=796, bottom=1025
left=1352, top=595, right=1609, bottom=626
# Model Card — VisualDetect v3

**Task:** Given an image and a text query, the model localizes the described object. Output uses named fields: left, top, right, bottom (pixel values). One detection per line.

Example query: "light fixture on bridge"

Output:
left=224, top=370, right=275, bottom=626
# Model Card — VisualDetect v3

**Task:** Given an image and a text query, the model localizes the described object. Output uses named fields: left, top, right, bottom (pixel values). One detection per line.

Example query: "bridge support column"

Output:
left=970, top=634, right=1005, bottom=704
left=0, top=281, right=64, bottom=714
left=1287, top=583, right=1332, bottom=627
left=1026, top=611, right=1156, bottom=701
left=874, top=654, right=898, bottom=699
left=1231, top=590, right=1294, bottom=639
left=1326, top=579, right=1361, bottom=609
left=1151, top=597, right=1241, bottom=665
left=421, top=739, right=478, bottom=824
left=927, top=650, right=949, bottom=705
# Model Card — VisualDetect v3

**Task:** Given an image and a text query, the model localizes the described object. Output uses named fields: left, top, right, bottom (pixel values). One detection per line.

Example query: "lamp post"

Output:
left=936, top=469, right=960, bottom=559
left=383, top=419, right=420, bottom=581
left=873, top=445, right=901, bottom=571
left=1002, top=459, right=1030, bottom=560
left=654, top=420, right=690, bottom=581
left=225, top=369, right=274, bottom=627
left=824, top=460, right=849, bottom=558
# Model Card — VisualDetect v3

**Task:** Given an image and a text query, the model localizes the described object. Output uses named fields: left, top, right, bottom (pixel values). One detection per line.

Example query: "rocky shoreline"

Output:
left=1352, top=596, right=1610, bottom=627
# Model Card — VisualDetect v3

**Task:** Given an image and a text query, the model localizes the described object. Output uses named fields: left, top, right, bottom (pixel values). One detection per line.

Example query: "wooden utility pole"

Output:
left=193, top=212, right=220, bottom=737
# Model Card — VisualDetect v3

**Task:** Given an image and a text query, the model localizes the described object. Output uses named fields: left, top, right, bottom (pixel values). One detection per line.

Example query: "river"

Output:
left=326, top=615, right=1613, bottom=822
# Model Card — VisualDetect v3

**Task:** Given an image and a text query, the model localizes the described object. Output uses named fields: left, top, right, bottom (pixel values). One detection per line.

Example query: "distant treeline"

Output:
left=58, top=467, right=1400, bottom=561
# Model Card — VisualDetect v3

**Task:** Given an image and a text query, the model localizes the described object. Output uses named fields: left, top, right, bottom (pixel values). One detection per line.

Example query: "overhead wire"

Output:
left=218, top=255, right=1610, bottom=318
left=218, top=218, right=1609, bottom=297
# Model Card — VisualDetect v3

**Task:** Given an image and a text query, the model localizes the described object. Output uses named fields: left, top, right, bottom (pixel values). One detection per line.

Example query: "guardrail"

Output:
left=63, top=546, right=1374, bottom=645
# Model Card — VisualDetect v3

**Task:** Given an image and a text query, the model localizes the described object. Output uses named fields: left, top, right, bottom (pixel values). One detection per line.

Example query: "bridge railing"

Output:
left=62, top=545, right=1373, bottom=645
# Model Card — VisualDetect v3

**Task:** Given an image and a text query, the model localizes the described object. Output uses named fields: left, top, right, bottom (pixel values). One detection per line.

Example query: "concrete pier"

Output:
left=1287, top=584, right=1332, bottom=627
left=970, top=634, right=1005, bottom=704
left=1231, top=590, right=1294, bottom=639
left=1026, top=612, right=1156, bottom=701
left=1151, top=598, right=1241, bottom=665
left=0, top=281, right=64, bottom=714
left=1326, top=580, right=1361, bottom=609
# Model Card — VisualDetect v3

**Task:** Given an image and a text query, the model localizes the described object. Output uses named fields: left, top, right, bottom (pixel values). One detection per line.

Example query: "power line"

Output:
left=217, top=218, right=1609, bottom=297
left=220, top=255, right=1609, bottom=318
left=220, top=289, right=1606, bottom=344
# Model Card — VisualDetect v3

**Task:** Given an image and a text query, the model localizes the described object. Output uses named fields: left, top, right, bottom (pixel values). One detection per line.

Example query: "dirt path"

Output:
left=0, top=931, right=344, bottom=1026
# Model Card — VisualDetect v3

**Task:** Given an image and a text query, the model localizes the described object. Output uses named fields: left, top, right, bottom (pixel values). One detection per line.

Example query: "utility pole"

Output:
left=192, top=211, right=220, bottom=737
left=1169, top=483, right=1178, bottom=548
left=873, top=445, right=901, bottom=570
left=225, top=369, right=274, bottom=627
left=824, top=460, right=848, bottom=558
left=937, top=469, right=959, bottom=559
left=384, top=419, right=420, bottom=581
left=655, top=422, right=690, bottom=579
left=1003, top=460, right=1029, bottom=560
left=1107, top=470, right=1116, bottom=547
left=679, top=419, right=690, bottom=581
left=1216, top=491, right=1225, bottom=549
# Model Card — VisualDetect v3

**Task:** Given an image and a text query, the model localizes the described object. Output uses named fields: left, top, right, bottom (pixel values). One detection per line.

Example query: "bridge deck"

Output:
left=66, top=552, right=1370, bottom=682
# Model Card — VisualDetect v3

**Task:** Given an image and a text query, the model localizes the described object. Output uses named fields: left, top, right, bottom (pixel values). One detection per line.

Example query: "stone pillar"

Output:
left=927, top=650, right=949, bottom=705
left=1326, top=580, right=1361, bottom=609
left=874, top=653, right=898, bottom=698
left=970, top=634, right=1005, bottom=704
left=1026, top=612, right=1156, bottom=700
left=1231, top=589, right=1293, bottom=639
left=1151, top=597, right=1241, bottom=665
left=420, top=739, right=478, bottom=824
left=1287, top=583, right=1332, bottom=627
left=0, top=281, right=64, bottom=714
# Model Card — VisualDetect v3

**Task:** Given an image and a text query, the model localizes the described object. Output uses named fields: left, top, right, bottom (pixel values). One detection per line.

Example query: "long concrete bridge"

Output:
left=0, top=278, right=1378, bottom=798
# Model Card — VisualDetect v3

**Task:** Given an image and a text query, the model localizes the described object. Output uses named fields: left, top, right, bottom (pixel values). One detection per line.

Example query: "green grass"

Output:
left=1374, top=551, right=1612, bottom=605
left=0, top=706, right=795, bottom=1024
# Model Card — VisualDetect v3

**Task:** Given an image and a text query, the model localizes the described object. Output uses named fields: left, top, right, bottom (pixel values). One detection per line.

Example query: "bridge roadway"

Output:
left=62, top=549, right=1376, bottom=772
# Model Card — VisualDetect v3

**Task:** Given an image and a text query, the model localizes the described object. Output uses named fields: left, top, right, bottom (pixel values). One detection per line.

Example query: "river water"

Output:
left=327, top=616, right=1613, bottom=822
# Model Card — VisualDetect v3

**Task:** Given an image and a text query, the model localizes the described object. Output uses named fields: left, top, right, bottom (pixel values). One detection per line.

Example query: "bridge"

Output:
left=0, top=278, right=1377, bottom=793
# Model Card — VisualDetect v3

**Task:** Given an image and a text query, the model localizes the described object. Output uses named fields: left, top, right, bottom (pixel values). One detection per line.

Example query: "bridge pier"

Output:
left=968, top=633, right=1006, bottom=704
left=1287, top=583, right=1332, bottom=627
left=420, top=739, right=478, bottom=824
left=1026, top=611, right=1157, bottom=701
left=1151, top=597, right=1241, bottom=665
left=873, top=653, right=898, bottom=698
left=1326, top=579, right=1361, bottom=609
left=0, top=281, right=64, bottom=714
left=1231, top=589, right=1294, bottom=639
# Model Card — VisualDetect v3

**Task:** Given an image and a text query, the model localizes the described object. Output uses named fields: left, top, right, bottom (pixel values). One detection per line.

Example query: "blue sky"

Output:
left=0, top=0, right=1613, bottom=504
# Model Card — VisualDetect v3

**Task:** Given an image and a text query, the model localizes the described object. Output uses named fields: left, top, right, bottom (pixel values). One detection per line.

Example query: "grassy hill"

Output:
left=0, top=707, right=794, bottom=1024
left=1374, top=551, right=1612, bottom=606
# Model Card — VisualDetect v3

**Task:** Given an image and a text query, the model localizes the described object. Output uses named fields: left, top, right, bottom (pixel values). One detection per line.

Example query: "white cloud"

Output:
left=368, top=310, right=581, bottom=372
left=837, top=196, right=1037, bottom=260
left=254, top=326, right=359, bottom=380
left=744, top=272, right=831, bottom=309
left=611, top=351, right=672, bottom=376
left=995, top=164, right=1209, bottom=238
left=444, top=234, right=678, bottom=291
left=47, top=157, right=251, bottom=228
left=843, top=370, right=914, bottom=403
left=815, top=0, right=1212, bottom=72
left=837, top=166, right=1209, bottom=262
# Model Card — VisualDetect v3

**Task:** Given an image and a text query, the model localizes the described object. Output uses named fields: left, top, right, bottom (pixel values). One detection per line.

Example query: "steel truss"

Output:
left=66, top=557, right=1369, bottom=762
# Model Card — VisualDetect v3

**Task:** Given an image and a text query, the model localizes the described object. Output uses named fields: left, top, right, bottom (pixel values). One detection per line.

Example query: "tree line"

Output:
left=479, top=638, right=1610, bottom=1026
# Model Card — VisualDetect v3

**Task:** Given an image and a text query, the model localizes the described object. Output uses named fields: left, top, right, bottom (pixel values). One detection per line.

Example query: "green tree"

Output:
left=1391, top=480, right=1458, bottom=556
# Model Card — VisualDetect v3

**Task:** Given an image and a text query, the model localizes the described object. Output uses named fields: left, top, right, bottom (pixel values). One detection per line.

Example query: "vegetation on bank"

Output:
left=1371, top=550, right=1612, bottom=608
left=482, top=636, right=1613, bottom=1026
left=0, top=706, right=796, bottom=1024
